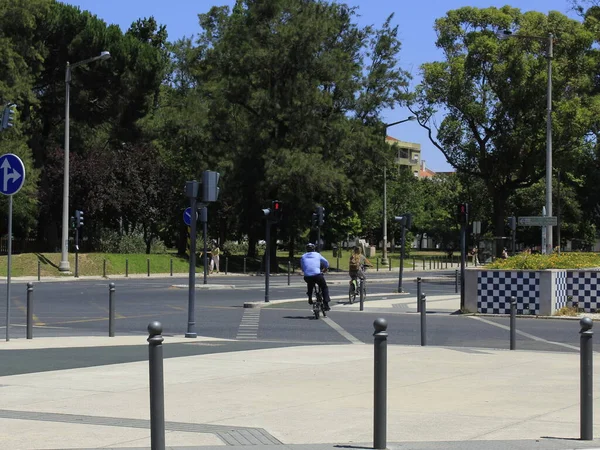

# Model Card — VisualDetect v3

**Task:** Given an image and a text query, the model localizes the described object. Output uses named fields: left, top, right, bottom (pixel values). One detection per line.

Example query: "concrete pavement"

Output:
left=1, top=333, right=600, bottom=449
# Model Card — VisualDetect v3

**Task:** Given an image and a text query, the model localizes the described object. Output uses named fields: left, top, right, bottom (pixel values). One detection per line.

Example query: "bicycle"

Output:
left=312, top=283, right=327, bottom=319
left=348, top=266, right=367, bottom=304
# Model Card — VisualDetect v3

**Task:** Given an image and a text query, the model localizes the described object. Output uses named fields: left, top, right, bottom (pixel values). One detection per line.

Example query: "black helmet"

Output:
left=306, top=242, right=316, bottom=251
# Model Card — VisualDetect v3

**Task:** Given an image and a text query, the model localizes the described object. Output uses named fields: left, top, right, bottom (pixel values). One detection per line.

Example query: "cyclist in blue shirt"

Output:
left=300, top=243, right=331, bottom=311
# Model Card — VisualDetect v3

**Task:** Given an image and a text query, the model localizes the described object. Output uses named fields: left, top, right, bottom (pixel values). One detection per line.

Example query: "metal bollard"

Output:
left=445, top=260, right=448, bottom=269
left=147, top=259, right=150, bottom=277
left=455, top=270, right=458, bottom=294
left=126, top=259, right=129, bottom=278
left=422, top=258, right=425, bottom=270
left=170, top=259, right=173, bottom=277
left=148, top=321, right=166, bottom=450
left=420, top=294, right=427, bottom=346
left=416, top=277, right=422, bottom=313
left=337, top=251, right=340, bottom=272
left=243, top=257, right=247, bottom=274
left=429, top=258, right=432, bottom=270
left=510, top=297, right=516, bottom=350
left=103, top=259, right=107, bottom=278
left=225, top=257, right=228, bottom=275
left=26, top=282, right=33, bottom=339
left=389, top=258, right=392, bottom=271
left=37, top=260, right=40, bottom=281
left=580, top=317, right=593, bottom=440
left=287, top=261, right=291, bottom=286
left=360, top=278, right=365, bottom=311
left=376, top=258, right=379, bottom=272
left=413, top=258, right=415, bottom=271
left=373, top=318, right=388, bottom=450
left=109, top=283, right=115, bottom=337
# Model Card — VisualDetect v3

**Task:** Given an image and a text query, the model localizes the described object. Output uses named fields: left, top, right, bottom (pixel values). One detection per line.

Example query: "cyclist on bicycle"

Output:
left=349, top=246, right=372, bottom=292
left=300, top=243, right=331, bottom=311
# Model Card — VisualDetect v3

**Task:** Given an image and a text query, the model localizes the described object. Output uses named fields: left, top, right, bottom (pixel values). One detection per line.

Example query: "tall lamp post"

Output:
left=381, top=116, right=416, bottom=266
left=498, top=30, right=554, bottom=254
left=59, top=51, right=111, bottom=272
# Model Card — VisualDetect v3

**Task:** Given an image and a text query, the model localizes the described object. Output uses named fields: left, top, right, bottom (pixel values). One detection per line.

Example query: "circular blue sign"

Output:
left=183, top=207, right=197, bottom=226
left=0, top=153, right=25, bottom=196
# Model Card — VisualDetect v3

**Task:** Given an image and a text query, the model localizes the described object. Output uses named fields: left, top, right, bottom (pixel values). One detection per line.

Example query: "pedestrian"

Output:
left=211, top=244, right=220, bottom=273
left=502, top=248, right=508, bottom=259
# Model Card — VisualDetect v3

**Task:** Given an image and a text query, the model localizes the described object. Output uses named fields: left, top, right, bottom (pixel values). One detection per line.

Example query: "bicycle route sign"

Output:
left=518, top=216, right=557, bottom=227
left=0, top=153, right=25, bottom=196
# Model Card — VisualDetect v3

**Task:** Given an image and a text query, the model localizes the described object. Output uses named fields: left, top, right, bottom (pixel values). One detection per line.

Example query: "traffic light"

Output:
left=1, top=103, right=16, bottom=130
left=202, top=170, right=220, bottom=202
left=394, top=214, right=412, bottom=229
left=311, top=212, right=318, bottom=227
left=272, top=200, right=283, bottom=222
left=75, top=210, right=84, bottom=228
left=508, top=216, right=516, bottom=231
left=458, top=203, right=469, bottom=224
left=70, top=216, right=76, bottom=229
left=316, top=206, right=325, bottom=226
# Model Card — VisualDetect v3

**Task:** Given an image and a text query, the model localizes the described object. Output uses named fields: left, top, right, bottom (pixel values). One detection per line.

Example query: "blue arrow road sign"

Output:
left=0, top=153, right=25, bottom=196
left=183, top=207, right=198, bottom=226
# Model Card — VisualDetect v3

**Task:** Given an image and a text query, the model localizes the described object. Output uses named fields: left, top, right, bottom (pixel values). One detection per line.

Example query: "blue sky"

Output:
left=64, top=0, right=576, bottom=172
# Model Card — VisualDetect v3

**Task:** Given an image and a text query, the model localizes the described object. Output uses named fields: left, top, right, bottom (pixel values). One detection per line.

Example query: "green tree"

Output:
left=409, top=6, right=593, bottom=250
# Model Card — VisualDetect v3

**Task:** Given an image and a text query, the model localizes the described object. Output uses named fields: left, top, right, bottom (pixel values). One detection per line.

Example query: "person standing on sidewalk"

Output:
left=211, top=245, right=221, bottom=273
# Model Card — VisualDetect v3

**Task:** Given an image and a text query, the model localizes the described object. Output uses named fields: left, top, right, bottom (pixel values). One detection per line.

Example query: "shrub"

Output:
left=223, top=240, right=249, bottom=255
left=487, top=252, right=600, bottom=270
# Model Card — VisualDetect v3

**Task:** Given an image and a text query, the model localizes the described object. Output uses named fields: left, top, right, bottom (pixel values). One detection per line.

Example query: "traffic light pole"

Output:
left=75, top=227, right=79, bottom=278
left=397, top=224, right=406, bottom=293
left=202, top=207, right=208, bottom=285
left=185, top=181, right=199, bottom=338
left=460, top=223, right=466, bottom=311
left=265, top=220, right=271, bottom=303
left=317, top=226, right=321, bottom=252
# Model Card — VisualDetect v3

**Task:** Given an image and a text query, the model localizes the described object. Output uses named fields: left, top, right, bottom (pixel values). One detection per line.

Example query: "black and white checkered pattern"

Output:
left=567, top=271, right=600, bottom=312
left=555, top=271, right=568, bottom=310
left=477, top=271, right=540, bottom=314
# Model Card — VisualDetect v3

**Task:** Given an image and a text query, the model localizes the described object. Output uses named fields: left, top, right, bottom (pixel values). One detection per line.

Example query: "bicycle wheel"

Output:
left=349, top=282, right=356, bottom=304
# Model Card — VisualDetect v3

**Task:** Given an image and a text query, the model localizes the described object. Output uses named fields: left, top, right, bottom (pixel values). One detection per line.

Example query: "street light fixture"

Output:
left=381, top=115, right=417, bottom=266
left=59, top=51, right=111, bottom=272
left=497, top=29, right=554, bottom=254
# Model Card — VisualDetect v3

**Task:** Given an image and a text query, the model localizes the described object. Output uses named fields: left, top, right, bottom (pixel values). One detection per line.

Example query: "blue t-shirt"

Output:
left=300, top=251, right=329, bottom=276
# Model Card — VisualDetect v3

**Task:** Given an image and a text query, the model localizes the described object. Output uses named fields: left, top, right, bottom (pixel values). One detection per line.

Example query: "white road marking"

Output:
left=322, top=316, right=364, bottom=345
left=469, top=316, right=579, bottom=351
left=236, top=309, right=260, bottom=340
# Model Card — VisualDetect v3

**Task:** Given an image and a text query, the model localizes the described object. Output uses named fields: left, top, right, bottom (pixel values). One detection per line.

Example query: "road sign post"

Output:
left=184, top=181, right=199, bottom=338
left=0, top=153, right=25, bottom=341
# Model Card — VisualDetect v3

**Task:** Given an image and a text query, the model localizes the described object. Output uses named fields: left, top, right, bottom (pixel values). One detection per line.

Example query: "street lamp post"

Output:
left=498, top=30, right=554, bottom=254
left=59, top=51, right=110, bottom=272
left=381, top=116, right=416, bottom=266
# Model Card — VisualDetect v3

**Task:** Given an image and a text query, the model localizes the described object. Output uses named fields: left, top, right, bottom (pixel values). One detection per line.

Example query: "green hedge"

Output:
left=487, top=252, right=600, bottom=270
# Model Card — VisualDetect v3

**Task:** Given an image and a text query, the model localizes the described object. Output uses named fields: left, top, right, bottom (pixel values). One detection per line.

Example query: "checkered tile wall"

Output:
left=477, top=271, right=540, bottom=314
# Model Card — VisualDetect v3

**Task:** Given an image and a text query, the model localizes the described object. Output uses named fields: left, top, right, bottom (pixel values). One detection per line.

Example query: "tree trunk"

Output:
left=492, top=189, right=509, bottom=257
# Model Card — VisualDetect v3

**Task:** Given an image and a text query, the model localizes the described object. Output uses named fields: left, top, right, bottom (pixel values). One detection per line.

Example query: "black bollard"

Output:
left=422, top=258, right=425, bottom=270
left=389, top=258, right=392, bottom=271
left=413, top=258, right=415, bottom=271
left=510, top=297, right=516, bottom=350
left=26, top=282, right=33, bottom=339
left=360, top=278, right=365, bottom=311
left=225, top=257, right=229, bottom=275
left=455, top=270, right=459, bottom=294
left=147, top=259, right=150, bottom=277
left=420, top=294, right=427, bottom=346
left=376, top=257, right=379, bottom=272
left=103, top=259, right=107, bottom=278
left=337, top=251, right=340, bottom=272
left=287, top=261, right=291, bottom=286
left=243, top=257, right=247, bottom=274
left=148, top=321, right=166, bottom=450
left=109, top=283, right=115, bottom=337
left=373, top=318, right=388, bottom=450
left=580, top=317, right=593, bottom=440
left=126, top=259, right=129, bottom=278
left=170, top=259, right=173, bottom=277
left=416, top=277, right=422, bottom=313
left=37, top=260, right=40, bottom=282
left=429, top=258, right=432, bottom=270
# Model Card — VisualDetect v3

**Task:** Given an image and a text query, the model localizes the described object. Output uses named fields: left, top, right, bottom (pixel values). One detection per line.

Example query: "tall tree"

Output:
left=409, top=6, right=593, bottom=247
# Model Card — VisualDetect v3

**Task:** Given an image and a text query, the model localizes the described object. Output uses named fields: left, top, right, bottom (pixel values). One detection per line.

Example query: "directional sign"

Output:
left=183, top=207, right=198, bottom=226
left=518, top=216, right=557, bottom=227
left=0, top=153, right=25, bottom=196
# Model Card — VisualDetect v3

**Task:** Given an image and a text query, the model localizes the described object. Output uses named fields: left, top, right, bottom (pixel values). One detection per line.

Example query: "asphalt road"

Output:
left=0, top=270, right=587, bottom=357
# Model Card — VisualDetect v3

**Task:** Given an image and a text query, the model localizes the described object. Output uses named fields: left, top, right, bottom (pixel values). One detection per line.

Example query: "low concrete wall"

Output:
left=465, top=268, right=600, bottom=315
